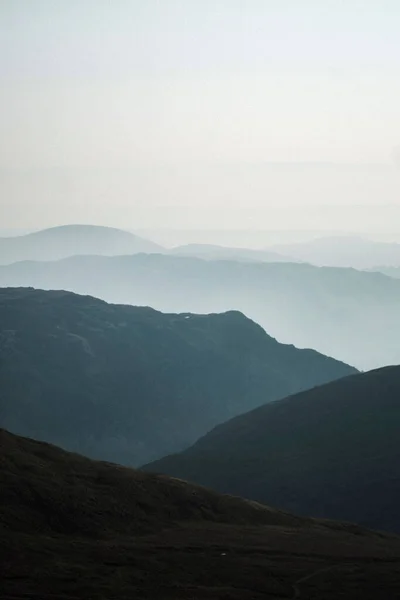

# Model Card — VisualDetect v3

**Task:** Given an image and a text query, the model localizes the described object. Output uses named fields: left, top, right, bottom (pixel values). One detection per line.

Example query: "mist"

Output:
left=4, top=4, right=400, bottom=592
left=1, top=1, right=400, bottom=235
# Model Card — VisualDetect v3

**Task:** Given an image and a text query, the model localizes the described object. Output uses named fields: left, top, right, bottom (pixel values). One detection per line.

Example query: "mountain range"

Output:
left=369, top=266, right=400, bottom=279
left=0, top=287, right=354, bottom=466
left=169, top=243, right=293, bottom=263
left=270, top=235, right=400, bottom=269
left=145, top=365, right=400, bottom=533
left=3, top=428, right=400, bottom=599
left=0, top=224, right=162, bottom=265
left=1, top=253, right=400, bottom=369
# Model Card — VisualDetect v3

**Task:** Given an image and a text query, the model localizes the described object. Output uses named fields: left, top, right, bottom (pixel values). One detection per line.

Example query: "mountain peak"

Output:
left=0, top=287, right=355, bottom=466
left=0, top=224, right=163, bottom=264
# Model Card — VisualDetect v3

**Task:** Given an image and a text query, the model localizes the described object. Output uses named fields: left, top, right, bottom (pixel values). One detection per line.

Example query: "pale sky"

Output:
left=1, top=1, right=400, bottom=231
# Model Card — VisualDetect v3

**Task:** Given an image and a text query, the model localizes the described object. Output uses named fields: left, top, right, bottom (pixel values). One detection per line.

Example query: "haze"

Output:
left=1, top=0, right=400, bottom=235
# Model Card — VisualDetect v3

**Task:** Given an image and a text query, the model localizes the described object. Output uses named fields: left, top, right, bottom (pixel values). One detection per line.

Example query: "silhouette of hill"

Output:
left=3, top=428, right=400, bottom=599
left=145, top=365, right=400, bottom=533
left=1, top=254, right=399, bottom=369
left=271, top=235, right=400, bottom=269
left=0, top=287, right=354, bottom=466
left=0, top=224, right=163, bottom=265
left=169, top=243, right=295, bottom=263
left=0, top=428, right=294, bottom=536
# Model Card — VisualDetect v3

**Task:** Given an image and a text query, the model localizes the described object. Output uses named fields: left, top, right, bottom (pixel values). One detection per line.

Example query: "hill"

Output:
left=169, top=243, right=294, bottom=263
left=0, top=287, right=355, bottom=466
left=1, top=254, right=400, bottom=369
left=144, top=365, right=400, bottom=533
left=2, top=429, right=400, bottom=599
left=0, top=224, right=162, bottom=265
left=368, top=266, right=400, bottom=278
left=270, top=235, right=400, bottom=269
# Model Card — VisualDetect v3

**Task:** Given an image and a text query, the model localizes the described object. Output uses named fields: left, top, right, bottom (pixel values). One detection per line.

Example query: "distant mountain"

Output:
left=135, top=227, right=359, bottom=248
left=271, top=235, right=400, bottom=269
left=368, top=266, right=400, bottom=279
left=0, top=224, right=163, bottom=265
left=169, top=243, right=294, bottom=263
left=1, top=254, right=400, bottom=369
left=145, top=365, right=400, bottom=533
left=0, top=287, right=354, bottom=466
left=4, top=429, right=400, bottom=599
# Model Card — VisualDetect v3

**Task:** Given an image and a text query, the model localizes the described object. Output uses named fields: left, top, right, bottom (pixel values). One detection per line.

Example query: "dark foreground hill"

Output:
left=2, top=429, right=400, bottom=600
left=0, top=224, right=162, bottom=265
left=0, top=287, right=355, bottom=466
left=145, top=365, right=400, bottom=534
left=1, top=253, right=400, bottom=369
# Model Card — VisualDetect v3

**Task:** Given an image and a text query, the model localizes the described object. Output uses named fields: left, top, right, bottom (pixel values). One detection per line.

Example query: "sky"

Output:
left=1, top=1, right=400, bottom=232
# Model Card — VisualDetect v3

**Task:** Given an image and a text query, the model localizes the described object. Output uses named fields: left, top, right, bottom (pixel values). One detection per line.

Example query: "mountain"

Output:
left=169, top=243, right=294, bottom=263
left=1, top=254, right=400, bottom=369
left=270, top=235, right=400, bottom=269
left=0, top=287, right=355, bottom=466
left=135, top=227, right=357, bottom=248
left=0, top=224, right=163, bottom=265
left=368, top=266, right=400, bottom=279
left=144, top=365, right=400, bottom=533
left=2, top=429, right=400, bottom=599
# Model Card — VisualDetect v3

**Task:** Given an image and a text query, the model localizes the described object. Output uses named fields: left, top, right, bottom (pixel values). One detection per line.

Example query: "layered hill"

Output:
left=169, top=243, right=293, bottom=263
left=1, top=254, right=400, bottom=369
left=0, top=224, right=162, bottom=265
left=369, top=266, right=400, bottom=279
left=0, top=428, right=292, bottom=536
left=271, top=235, right=400, bottom=269
left=0, top=287, right=355, bottom=466
left=2, top=429, right=400, bottom=599
left=145, top=365, right=400, bottom=533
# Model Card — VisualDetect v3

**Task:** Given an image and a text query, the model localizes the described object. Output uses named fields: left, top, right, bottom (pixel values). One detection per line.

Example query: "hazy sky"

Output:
left=1, top=1, right=400, bottom=231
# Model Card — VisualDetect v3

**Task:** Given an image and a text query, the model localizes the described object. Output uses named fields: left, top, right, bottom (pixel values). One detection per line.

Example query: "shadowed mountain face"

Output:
left=0, top=287, right=355, bottom=466
left=3, top=429, right=400, bottom=600
left=271, top=235, right=400, bottom=269
left=144, top=365, right=400, bottom=533
left=0, top=224, right=163, bottom=265
left=1, top=254, right=399, bottom=369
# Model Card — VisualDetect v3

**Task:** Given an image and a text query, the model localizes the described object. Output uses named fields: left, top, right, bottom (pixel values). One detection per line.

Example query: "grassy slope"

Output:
left=144, top=365, right=400, bottom=533
left=2, top=428, right=400, bottom=599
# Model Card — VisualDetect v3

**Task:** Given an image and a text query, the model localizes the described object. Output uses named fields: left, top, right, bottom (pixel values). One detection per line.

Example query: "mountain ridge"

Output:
left=270, top=235, right=400, bottom=269
left=0, top=253, right=399, bottom=368
left=144, top=364, right=400, bottom=533
left=0, top=286, right=355, bottom=466
left=169, top=242, right=295, bottom=263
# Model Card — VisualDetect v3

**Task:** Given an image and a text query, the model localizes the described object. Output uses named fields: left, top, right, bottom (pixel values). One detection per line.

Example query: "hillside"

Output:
left=0, top=287, right=354, bottom=466
left=270, top=235, right=400, bottom=269
left=2, top=429, right=400, bottom=599
left=144, top=365, right=400, bottom=533
left=0, top=428, right=294, bottom=536
left=0, top=224, right=162, bottom=265
left=1, top=254, right=400, bottom=369
left=169, top=243, right=294, bottom=263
